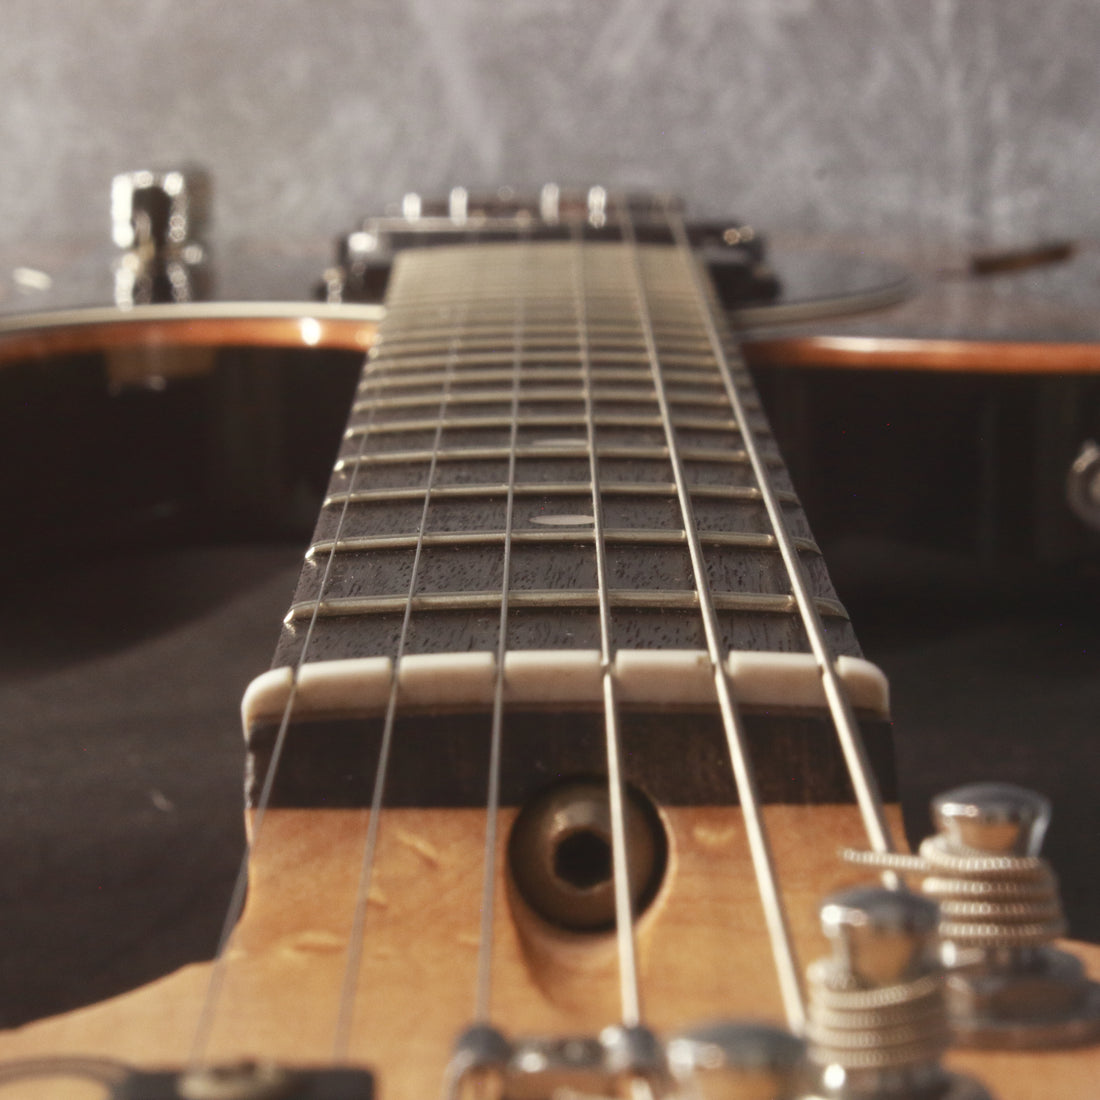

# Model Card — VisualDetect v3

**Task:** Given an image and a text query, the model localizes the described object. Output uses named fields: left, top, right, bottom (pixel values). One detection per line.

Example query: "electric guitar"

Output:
left=1, top=186, right=1097, bottom=1100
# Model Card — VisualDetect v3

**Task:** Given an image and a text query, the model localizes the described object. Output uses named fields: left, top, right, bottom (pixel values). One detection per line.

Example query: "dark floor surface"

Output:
left=1, top=537, right=1097, bottom=1029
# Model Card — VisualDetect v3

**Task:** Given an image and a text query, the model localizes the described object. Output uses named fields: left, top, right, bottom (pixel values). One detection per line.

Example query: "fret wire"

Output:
left=619, top=203, right=806, bottom=1030
left=284, top=589, right=847, bottom=620
left=358, top=365, right=721, bottom=391
left=474, top=246, right=526, bottom=1026
left=331, top=271, right=470, bottom=1059
left=349, top=386, right=676, bottom=414
left=573, top=235, right=644, bottom=1028
left=344, top=413, right=757, bottom=440
left=323, top=481, right=791, bottom=508
left=333, top=443, right=761, bottom=472
left=344, top=413, right=672, bottom=436
left=306, top=529, right=821, bottom=556
left=665, top=208, right=899, bottom=867
left=364, top=349, right=650, bottom=371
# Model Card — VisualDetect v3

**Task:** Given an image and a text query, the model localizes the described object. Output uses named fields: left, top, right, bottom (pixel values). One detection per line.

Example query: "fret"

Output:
left=341, top=412, right=764, bottom=440
left=306, top=528, right=821, bottom=556
left=284, top=588, right=847, bottom=622
left=349, top=385, right=672, bottom=414
left=374, top=335, right=650, bottom=356
left=358, top=366, right=723, bottom=391
left=333, top=443, right=757, bottom=472
left=323, top=480, right=795, bottom=508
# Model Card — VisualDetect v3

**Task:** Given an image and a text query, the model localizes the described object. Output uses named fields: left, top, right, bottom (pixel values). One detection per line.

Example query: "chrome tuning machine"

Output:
left=927, top=783, right=1100, bottom=1047
left=842, top=782, right=1100, bottom=1048
left=801, top=886, right=991, bottom=1100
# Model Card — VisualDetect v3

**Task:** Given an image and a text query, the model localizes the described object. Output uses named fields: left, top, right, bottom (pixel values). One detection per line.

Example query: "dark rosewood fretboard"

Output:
left=272, top=241, right=858, bottom=666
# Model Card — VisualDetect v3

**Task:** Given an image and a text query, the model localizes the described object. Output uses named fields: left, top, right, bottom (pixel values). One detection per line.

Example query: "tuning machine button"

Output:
left=802, top=886, right=990, bottom=1100
left=926, top=783, right=1100, bottom=1047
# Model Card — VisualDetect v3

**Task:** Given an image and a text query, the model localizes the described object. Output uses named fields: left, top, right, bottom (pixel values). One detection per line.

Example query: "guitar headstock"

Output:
left=318, top=184, right=779, bottom=308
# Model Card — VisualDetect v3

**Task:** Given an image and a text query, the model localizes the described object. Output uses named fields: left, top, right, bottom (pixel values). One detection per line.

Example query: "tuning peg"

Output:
left=667, top=1021, right=804, bottom=1100
left=820, top=885, right=940, bottom=989
left=923, top=783, right=1100, bottom=1048
left=804, top=886, right=991, bottom=1100
left=932, top=782, right=1050, bottom=856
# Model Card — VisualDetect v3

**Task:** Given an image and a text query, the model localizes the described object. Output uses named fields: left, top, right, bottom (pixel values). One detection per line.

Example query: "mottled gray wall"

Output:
left=2, top=0, right=1097, bottom=247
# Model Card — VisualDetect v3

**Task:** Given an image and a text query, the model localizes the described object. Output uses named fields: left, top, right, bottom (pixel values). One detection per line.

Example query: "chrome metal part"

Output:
left=801, top=886, right=991, bottom=1100
left=667, top=1021, right=805, bottom=1100
left=177, top=1061, right=297, bottom=1100
left=1067, top=439, right=1100, bottom=531
left=587, top=185, right=608, bottom=228
left=931, top=784, right=1100, bottom=1047
left=110, top=168, right=209, bottom=306
left=539, top=182, right=561, bottom=223
left=506, top=780, right=665, bottom=933
left=841, top=782, right=1100, bottom=1047
left=448, top=1021, right=808, bottom=1100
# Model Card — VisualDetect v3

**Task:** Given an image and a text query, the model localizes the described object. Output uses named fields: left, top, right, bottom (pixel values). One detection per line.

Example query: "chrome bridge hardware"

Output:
left=445, top=1021, right=805, bottom=1100
left=801, top=887, right=991, bottom=1100
left=843, top=783, right=1100, bottom=1048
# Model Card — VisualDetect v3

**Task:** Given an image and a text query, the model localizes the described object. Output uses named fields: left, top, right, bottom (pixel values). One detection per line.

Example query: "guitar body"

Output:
left=2, top=193, right=1098, bottom=1099
left=4, top=807, right=1098, bottom=1097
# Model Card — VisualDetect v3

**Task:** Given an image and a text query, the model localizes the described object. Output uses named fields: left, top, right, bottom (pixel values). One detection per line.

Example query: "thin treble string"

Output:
left=663, top=205, right=897, bottom=863
left=188, top=321, right=390, bottom=1068
left=571, top=221, right=644, bottom=1027
left=473, top=239, right=527, bottom=1023
left=331, top=260, right=476, bottom=1058
left=616, top=199, right=805, bottom=1029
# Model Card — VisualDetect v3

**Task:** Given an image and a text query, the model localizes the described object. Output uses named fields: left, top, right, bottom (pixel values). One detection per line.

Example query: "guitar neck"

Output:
left=274, top=239, right=860, bottom=667
left=240, top=236, right=894, bottom=812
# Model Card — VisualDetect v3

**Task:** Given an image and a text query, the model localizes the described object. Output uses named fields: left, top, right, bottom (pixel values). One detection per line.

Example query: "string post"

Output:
left=926, top=783, right=1100, bottom=1048
left=802, top=886, right=991, bottom=1100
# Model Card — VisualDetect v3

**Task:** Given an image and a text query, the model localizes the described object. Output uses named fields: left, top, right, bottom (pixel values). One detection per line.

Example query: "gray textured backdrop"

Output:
left=2, top=1, right=1098, bottom=248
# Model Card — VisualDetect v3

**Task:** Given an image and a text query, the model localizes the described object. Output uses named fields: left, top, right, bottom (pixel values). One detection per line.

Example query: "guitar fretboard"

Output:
left=272, top=241, right=859, bottom=668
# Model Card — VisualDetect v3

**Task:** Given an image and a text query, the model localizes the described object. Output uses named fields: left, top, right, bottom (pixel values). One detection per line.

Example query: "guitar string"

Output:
left=571, top=224, right=645, bottom=1027
left=617, top=198, right=805, bottom=1029
left=187, top=303, right=390, bottom=1067
left=472, top=238, right=527, bottom=1024
left=331, top=260, right=474, bottom=1058
left=663, top=206, right=898, bottom=863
